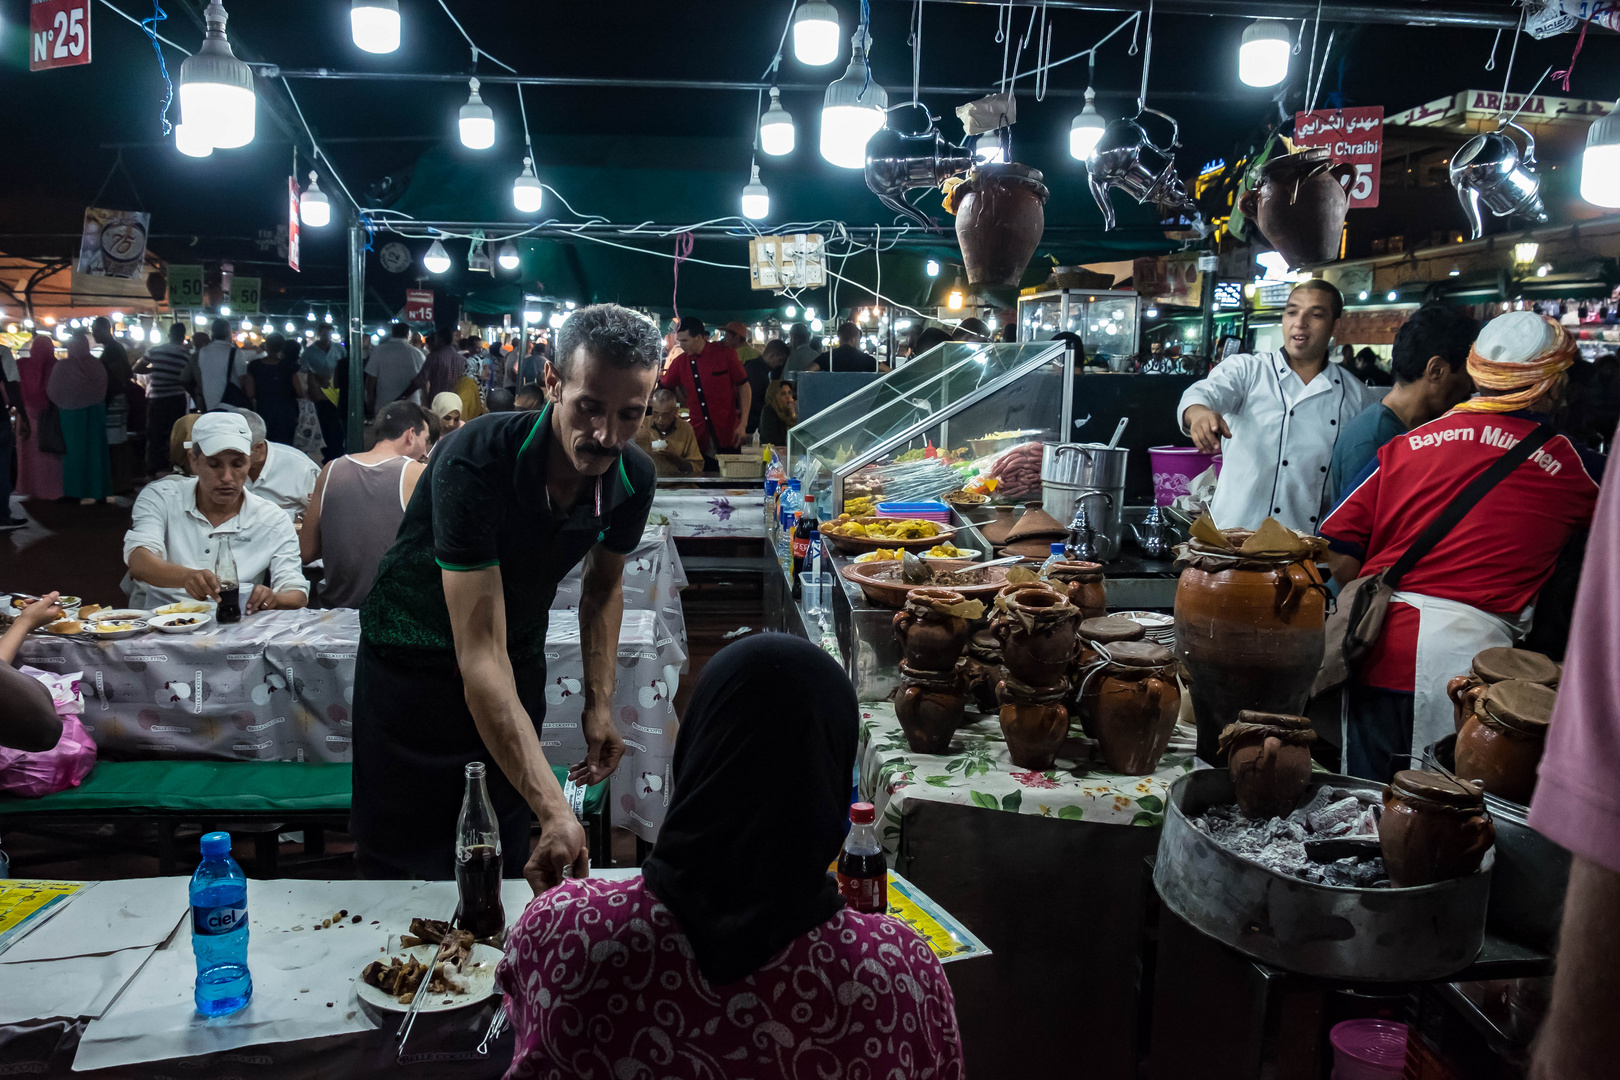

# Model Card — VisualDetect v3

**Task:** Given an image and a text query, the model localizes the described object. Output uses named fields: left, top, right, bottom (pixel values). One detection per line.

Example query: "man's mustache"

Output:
left=577, top=442, right=622, bottom=459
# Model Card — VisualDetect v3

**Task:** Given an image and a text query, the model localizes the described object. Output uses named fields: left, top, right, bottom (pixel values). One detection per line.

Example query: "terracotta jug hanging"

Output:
left=954, top=163, right=1050, bottom=286
left=1236, top=147, right=1354, bottom=268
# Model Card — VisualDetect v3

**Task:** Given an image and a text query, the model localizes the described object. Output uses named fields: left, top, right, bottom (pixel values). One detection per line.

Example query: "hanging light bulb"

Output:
left=497, top=240, right=520, bottom=270
left=424, top=239, right=452, bottom=274
left=240, top=318, right=252, bottom=330
left=148, top=326, right=163, bottom=343
left=175, top=123, right=213, bottom=158
left=284, top=320, right=296, bottom=332
left=785, top=304, right=798, bottom=318
left=220, top=305, right=231, bottom=317
left=300, top=171, right=331, bottom=228
left=793, top=1, right=841, bottom=66
left=1238, top=19, right=1291, bottom=88
left=759, top=87, right=795, bottom=156
left=177, top=2, right=256, bottom=150
left=350, top=0, right=400, bottom=54
left=324, top=311, right=334, bottom=323
left=925, top=259, right=940, bottom=277
left=947, top=282, right=964, bottom=310
left=1069, top=87, right=1107, bottom=161
left=1580, top=104, right=1620, bottom=208
left=973, top=132, right=1007, bottom=165
left=459, top=78, right=495, bottom=150
left=741, top=164, right=771, bottom=220
left=512, top=156, right=543, bottom=213
left=811, top=318, right=824, bottom=332
left=306, top=310, right=317, bottom=321
left=820, top=28, right=887, bottom=168
left=261, top=321, right=272, bottom=333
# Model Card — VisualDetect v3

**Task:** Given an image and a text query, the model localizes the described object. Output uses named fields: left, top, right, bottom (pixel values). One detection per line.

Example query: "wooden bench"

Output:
left=0, top=761, right=612, bottom=875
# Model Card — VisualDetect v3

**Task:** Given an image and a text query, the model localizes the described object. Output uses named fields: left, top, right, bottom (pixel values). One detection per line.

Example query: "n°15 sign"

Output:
left=31, top=0, right=92, bottom=71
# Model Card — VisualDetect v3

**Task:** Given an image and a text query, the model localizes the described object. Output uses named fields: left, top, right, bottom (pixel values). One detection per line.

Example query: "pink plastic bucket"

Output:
left=1329, top=1019, right=1408, bottom=1080
left=1148, top=445, right=1221, bottom=506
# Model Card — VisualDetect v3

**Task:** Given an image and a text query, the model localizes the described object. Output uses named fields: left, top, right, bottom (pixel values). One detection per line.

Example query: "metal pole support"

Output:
left=347, top=221, right=367, bottom=451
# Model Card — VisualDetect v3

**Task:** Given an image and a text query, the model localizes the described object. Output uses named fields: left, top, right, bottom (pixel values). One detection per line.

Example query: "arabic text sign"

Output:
left=405, top=289, right=434, bottom=322
left=30, top=0, right=91, bottom=71
left=1293, top=106, right=1383, bottom=209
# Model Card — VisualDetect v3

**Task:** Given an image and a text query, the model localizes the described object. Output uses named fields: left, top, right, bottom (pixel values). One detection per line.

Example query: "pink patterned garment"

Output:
left=497, top=876, right=966, bottom=1080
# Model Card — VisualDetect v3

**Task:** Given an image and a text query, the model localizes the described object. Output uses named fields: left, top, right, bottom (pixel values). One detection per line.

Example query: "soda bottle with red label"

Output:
left=790, top=494, right=819, bottom=599
left=837, top=802, right=887, bottom=914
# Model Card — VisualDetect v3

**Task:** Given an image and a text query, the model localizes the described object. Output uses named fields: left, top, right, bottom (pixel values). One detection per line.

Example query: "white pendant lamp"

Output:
left=299, top=172, right=331, bottom=227
left=793, top=1, right=841, bottom=66
left=497, top=240, right=520, bottom=270
left=925, top=258, right=940, bottom=277
left=423, top=240, right=452, bottom=274
left=741, top=164, right=770, bottom=220
left=1580, top=104, right=1620, bottom=208
left=1069, top=87, right=1106, bottom=161
left=177, top=2, right=256, bottom=150
left=1239, top=19, right=1291, bottom=88
left=973, top=132, right=1006, bottom=165
left=459, top=78, right=495, bottom=150
left=512, top=156, right=543, bottom=213
left=350, top=0, right=400, bottom=54
left=759, top=87, right=795, bottom=156
left=819, top=30, right=887, bottom=169
left=175, top=123, right=213, bottom=158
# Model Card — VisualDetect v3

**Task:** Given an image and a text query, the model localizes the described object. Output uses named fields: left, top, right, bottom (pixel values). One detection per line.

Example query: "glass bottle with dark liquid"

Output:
left=836, top=802, right=887, bottom=914
left=454, top=762, right=506, bottom=942
left=214, top=537, right=241, bottom=624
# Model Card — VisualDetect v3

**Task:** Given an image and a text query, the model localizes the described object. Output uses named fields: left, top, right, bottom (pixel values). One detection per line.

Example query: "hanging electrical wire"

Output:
left=138, top=1, right=177, bottom=134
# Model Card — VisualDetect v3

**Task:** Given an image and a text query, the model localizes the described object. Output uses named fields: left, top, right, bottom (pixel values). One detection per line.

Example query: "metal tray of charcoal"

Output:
left=1154, top=770, right=1494, bottom=982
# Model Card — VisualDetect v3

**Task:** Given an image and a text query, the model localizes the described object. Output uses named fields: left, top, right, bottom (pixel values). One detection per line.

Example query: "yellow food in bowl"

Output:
left=925, top=544, right=963, bottom=558
left=822, top=517, right=941, bottom=540
left=92, top=622, right=138, bottom=632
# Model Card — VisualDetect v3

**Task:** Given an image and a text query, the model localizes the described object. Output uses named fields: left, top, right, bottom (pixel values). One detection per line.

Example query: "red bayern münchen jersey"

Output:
left=1320, top=410, right=1601, bottom=691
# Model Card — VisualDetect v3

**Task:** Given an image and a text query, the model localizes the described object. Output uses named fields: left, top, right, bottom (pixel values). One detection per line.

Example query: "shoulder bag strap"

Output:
left=1383, top=424, right=1556, bottom=590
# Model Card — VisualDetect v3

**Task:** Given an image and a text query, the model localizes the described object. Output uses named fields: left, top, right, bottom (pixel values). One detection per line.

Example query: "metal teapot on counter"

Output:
left=1087, top=107, right=1208, bottom=236
left=1449, top=120, right=1548, bottom=240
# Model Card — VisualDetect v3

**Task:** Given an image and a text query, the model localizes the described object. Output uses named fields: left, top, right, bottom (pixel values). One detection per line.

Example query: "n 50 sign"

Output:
left=30, top=0, right=92, bottom=71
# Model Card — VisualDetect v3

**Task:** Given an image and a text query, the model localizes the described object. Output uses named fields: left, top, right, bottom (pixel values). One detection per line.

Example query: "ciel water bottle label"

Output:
left=194, top=903, right=248, bottom=935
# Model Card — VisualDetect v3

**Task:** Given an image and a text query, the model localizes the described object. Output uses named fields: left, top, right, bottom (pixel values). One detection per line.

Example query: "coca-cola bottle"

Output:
left=454, top=762, right=506, bottom=942
left=214, top=537, right=241, bottom=624
left=836, top=802, right=887, bottom=914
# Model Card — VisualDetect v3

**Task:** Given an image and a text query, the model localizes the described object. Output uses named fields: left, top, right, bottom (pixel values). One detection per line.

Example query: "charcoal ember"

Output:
left=1352, top=807, right=1381, bottom=836
left=1307, top=796, right=1364, bottom=835
left=1197, top=788, right=1393, bottom=889
left=1352, top=859, right=1389, bottom=888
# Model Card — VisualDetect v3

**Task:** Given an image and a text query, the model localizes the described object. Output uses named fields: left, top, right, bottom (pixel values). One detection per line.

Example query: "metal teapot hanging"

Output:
left=1087, top=105, right=1209, bottom=236
left=1449, top=119, right=1549, bottom=240
left=864, top=103, right=974, bottom=230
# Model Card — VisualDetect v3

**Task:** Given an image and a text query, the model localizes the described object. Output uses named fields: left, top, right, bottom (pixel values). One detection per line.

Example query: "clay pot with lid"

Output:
left=978, top=505, right=1019, bottom=548
left=962, top=627, right=1005, bottom=714
left=1235, top=146, right=1355, bottom=268
left=1447, top=647, right=1560, bottom=733
left=1042, top=560, right=1107, bottom=621
left=955, top=163, right=1050, bottom=287
left=1380, top=769, right=1495, bottom=888
left=895, top=661, right=968, bottom=755
left=1003, top=503, right=1069, bottom=559
left=893, top=587, right=976, bottom=671
left=992, top=585, right=1081, bottom=686
left=996, top=673, right=1071, bottom=769
left=1174, top=530, right=1328, bottom=764
left=1090, top=641, right=1181, bottom=775
left=1220, top=710, right=1315, bottom=819
left=1072, top=616, right=1146, bottom=737
left=1454, top=679, right=1557, bottom=806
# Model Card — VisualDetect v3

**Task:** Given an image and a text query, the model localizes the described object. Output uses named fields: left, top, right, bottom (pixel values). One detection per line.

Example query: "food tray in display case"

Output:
left=786, top=340, right=1075, bottom=515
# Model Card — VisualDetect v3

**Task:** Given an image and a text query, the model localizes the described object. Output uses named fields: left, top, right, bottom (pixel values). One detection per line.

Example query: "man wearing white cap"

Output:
left=123, top=412, right=309, bottom=612
left=1321, top=311, right=1603, bottom=780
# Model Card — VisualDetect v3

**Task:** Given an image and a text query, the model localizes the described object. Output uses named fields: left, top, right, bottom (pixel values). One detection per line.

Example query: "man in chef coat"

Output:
left=1178, top=280, right=1379, bottom=532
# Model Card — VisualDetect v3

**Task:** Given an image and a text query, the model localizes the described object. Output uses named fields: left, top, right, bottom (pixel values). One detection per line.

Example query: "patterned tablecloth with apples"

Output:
left=15, top=526, right=688, bottom=841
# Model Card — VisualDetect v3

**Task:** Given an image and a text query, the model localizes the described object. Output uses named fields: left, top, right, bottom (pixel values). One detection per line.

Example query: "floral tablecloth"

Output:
left=651, top=487, right=767, bottom=539
left=857, top=702, right=1203, bottom=857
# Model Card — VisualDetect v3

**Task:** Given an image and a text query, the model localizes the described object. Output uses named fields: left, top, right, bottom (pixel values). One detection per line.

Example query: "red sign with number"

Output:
left=405, top=290, right=434, bottom=322
left=1293, top=106, right=1384, bottom=209
left=30, top=0, right=91, bottom=71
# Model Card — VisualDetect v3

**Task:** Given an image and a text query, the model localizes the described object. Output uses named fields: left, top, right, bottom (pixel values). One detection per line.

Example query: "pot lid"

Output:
left=1391, top=769, right=1486, bottom=808
left=1079, top=616, right=1146, bottom=643
left=1045, top=560, right=1105, bottom=583
left=1472, top=647, right=1559, bottom=687
left=1235, top=709, right=1313, bottom=731
left=1005, top=505, right=1068, bottom=544
left=1481, top=679, right=1557, bottom=732
left=1104, top=640, right=1173, bottom=668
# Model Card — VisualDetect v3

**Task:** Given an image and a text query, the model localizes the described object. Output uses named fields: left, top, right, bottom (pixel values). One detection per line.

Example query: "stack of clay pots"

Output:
left=892, top=587, right=983, bottom=754
left=961, top=626, right=1005, bottom=714
left=1447, top=646, right=1559, bottom=732
left=1071, top=615, right=1147, bottom=737
left=1041, top=560, right=1107, bottom=621
left=1088, top=641, right=1182, bottom=775
left=1220, top=710, right=1315, bottom=818
left=990, top=584, right=1081, bottom=768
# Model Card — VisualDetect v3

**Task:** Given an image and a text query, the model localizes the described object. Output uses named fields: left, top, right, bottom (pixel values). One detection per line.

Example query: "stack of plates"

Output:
left=1113, top=610, right=1175, bottom=649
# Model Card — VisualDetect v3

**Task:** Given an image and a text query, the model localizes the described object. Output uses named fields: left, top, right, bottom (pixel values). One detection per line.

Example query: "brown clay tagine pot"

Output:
left=894, top=660, right=968, bottom=755
left=1041, top=560, right=1107, bottom=621
left=892, top=587, right=981, bottom=671
left=1379, top=769, right=1495, bottom=888
left=1090, top=641, right=1181, bottom=775
left=1220, top=710, right=1316, bottom=819
left=992, top=585, right=1081, bottom=686
left=978, top=505, right=1018, bottom=548
left=996, top=673, right=1071, bottom=770
left=1454, top=679, right=1557, bottom=806
left=1071, top=616, right=1147, bottom=737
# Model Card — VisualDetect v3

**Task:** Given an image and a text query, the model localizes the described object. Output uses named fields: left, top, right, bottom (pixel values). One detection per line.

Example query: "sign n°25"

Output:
left=30, top=0, right=92, bottom=72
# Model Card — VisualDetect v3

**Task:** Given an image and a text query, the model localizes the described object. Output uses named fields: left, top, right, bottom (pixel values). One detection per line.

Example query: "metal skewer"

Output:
left=395, top=906, right=458, bottom=1052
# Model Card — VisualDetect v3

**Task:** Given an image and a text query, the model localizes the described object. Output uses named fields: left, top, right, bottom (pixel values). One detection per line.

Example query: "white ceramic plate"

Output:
left=920, top=548, right=982, bottom=562
left=154, top=601, right=216, bottom=616
left=82, top=620, right=149, bottom=640
left=355, top=943, right=502, bottom=1014
left=148, top=612, right=214, bottom=634
left=8, top=594, right=79, bottom=615
left=90, top=609, right=152, bottom=623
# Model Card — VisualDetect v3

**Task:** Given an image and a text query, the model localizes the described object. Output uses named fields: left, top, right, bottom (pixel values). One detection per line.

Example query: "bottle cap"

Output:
left=849, top=801, right=875, bottom=824
left=1050, top=542, right=1065, bottom=555
left=200, top=831, right=232, bottom=856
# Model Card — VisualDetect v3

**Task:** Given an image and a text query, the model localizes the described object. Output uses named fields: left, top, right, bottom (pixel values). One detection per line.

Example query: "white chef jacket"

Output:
left=1177, top=353, right=1377, bottom=533
left=247, top=441, right=320, bottom=518
left=123, top=478, right=307, bottom=609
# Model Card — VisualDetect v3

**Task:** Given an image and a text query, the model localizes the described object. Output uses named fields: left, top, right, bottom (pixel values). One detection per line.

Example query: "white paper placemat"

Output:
left=0, top=946, right=159, bottom=1024
left=0, top=878, right=188, bottom=964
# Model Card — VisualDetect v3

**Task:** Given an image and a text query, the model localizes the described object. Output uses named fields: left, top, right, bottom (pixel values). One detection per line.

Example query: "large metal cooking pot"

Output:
left=1155, top=769, right=1494, bottom=981
left=1042, top=443, right=1127, bottom=561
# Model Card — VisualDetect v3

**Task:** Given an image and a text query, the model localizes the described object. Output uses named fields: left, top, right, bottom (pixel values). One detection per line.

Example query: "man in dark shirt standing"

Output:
left=661, top=316, right=750, bottom=466
left=354, top=304, right=660, bottom=890
left=136, top=323, right=194, bottom=476
left=744, top=339, right=787, bottom=435
left=814, top=322, right=878, bottom=372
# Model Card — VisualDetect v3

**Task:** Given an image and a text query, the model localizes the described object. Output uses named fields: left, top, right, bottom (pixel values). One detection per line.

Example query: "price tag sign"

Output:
left=30, top=0, right=91, bottom=71
left=1293, top=106, right=1384, bottom=209
left=405, top=289, right=434, bottom=322
left=229, top=276, right=261, bottom=314
left=168, top=265, right=204, bottom=309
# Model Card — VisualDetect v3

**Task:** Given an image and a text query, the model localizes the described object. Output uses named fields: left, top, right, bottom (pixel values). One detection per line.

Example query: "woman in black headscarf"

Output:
left=497, top=633, right=964, bottom=1079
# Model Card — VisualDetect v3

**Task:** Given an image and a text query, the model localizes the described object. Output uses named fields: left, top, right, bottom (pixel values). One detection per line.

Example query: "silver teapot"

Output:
left=864, top=109, right=973, bottom=229
left=1087, top=107, right=1208, bottom=236
left=1449, top=120, right=1548, bottom=240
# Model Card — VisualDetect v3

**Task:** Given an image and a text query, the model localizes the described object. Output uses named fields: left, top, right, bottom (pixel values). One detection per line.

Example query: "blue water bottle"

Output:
left=191, top=831, right=252, bottom=1016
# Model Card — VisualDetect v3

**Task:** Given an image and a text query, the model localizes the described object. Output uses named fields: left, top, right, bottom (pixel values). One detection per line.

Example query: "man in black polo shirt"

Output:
left=354, top=304, right=661, bottom=891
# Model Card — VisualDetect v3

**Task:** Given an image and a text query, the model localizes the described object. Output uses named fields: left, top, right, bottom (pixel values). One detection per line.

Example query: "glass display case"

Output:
left=787, top=340, right=1074, bottom=514
left=1017, top=288, right=1142, bottom=371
